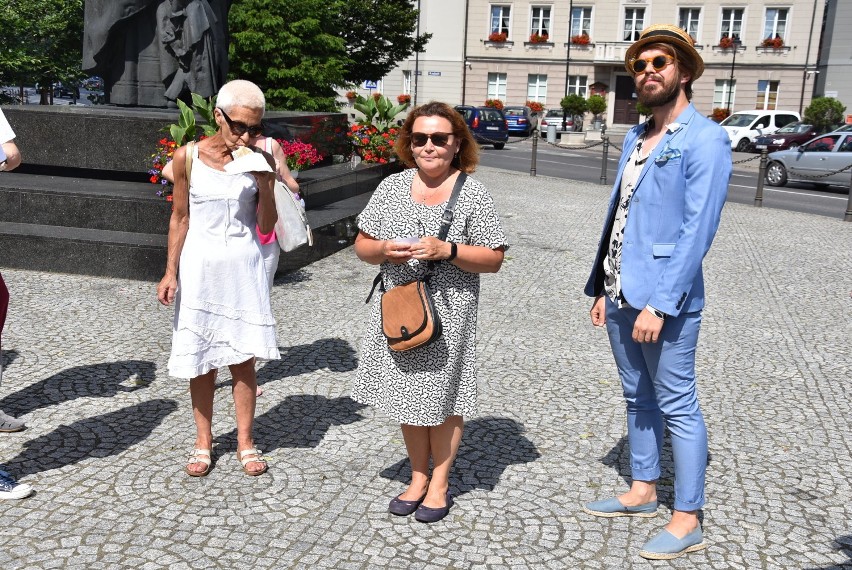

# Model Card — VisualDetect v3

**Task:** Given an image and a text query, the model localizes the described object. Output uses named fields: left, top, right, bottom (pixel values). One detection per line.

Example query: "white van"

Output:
left=720, top=110, right=801, bottom=152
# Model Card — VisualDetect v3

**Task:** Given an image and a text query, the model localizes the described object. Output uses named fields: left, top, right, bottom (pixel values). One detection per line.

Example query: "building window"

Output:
left=528, top=74, right=547, bottom=101
left=487, top=72, right=507, bottom=100
left=402, top=71, right=412, bottom=95
left=567, top=75, right=588, bottom=97
left=714, top=79, right=736, bottom=109
left=623, top=8, right=645, bottom=42
left=491, top=5, right=511, bottom=36
left=721, top=8, right=744, bottom=41
left=756, top=80, right=780, bottom=110
left=678, top=8, right=701, bottom=42
left=531, top=6, right=551, bottom=37
left=763, top=8, right=788, bottom=41
left=570, top=7, right=592, bottom=37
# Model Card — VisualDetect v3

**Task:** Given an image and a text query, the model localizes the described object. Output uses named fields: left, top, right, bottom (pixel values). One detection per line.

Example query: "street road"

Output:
left=479, top=137, right=851, bottom=220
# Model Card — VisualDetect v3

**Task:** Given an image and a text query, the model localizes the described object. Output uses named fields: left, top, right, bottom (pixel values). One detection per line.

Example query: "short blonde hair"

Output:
left=394, top=101, right=480, bottom=173
left=216, top=80, right=266, bottom=116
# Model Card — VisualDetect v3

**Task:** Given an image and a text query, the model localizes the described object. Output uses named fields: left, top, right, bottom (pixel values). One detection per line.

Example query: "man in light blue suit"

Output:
left=583, top=25, right=731, bottom=560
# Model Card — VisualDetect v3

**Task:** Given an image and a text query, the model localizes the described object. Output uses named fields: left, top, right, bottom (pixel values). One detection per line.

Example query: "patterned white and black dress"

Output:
left=352, top=168, right=509, bottom=426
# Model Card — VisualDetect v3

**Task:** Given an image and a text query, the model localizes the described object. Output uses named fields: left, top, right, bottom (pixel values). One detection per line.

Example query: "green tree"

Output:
left=338, top=0, right=431, bottom=85
left=804, top=97, right=846, bottom=132
left=560, top=94, right=588, bottom=132
left=229, top=0, right=429, bottom=112
left=229, top=0, right=348, bottom=111
left=0, top=0, right=84, bottom=104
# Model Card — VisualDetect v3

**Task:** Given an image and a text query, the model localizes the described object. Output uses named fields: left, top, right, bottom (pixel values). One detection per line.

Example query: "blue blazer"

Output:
left=584, top=104, right=731, bottom=316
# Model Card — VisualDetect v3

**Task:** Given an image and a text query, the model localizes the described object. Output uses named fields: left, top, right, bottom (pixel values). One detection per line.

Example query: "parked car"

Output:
left=720, top=110, right=800, bottom=152
left=454, top=105, right=509, bottom=149
left=831, top=124, right=852, bottom=133
left=538, top=109, right=573, bottom=138
left=753, top=122, right=821, bottom=152
left=503, top=106, right=537, bottom=136
left=765, top=131, right=852, bottom=188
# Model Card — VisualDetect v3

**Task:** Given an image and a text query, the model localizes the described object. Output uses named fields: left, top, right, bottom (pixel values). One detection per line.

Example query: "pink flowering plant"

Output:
left=276, top=139, right=323, bottom=172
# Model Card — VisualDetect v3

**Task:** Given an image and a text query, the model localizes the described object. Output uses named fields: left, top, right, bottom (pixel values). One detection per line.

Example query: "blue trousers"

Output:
left=605, top=297, right=707, bottom=512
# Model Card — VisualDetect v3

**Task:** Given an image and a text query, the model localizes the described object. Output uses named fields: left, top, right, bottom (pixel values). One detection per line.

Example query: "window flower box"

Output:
left=488, top=31, right=508, bottom=42
left=570, top=33, right=591, bottom=45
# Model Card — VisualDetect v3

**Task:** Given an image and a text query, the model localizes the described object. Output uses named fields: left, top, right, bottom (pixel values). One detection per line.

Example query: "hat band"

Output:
left=640, top=29, right=691, bottom=44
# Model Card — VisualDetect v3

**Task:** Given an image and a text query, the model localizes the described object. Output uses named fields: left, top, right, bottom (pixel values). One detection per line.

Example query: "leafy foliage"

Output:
left=804, top=97, right=846, bottom=132
left=0, top=0, right=84, bottom=102
left=352, top=93, right=409, bottom=130
left=229, top=0, right=429, bottom=111
left=586, top=94, right=607, bottom=117
left=169, top=95, right=218, bottom=145
left=338, top=0, right=430, bottom=85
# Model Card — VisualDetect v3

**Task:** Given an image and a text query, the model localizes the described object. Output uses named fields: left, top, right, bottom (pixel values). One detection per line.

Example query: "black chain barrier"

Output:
left=771, top=161, right=852, bottom=180
left=733, top=154, right=762, bottom=164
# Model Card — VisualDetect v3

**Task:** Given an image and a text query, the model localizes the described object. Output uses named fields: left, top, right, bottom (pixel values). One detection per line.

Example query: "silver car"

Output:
left=765, top=131, right=852, bottom=188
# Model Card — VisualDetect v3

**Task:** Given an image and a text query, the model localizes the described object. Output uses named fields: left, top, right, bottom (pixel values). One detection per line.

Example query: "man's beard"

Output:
left=637, top=74, right=680, bottom=108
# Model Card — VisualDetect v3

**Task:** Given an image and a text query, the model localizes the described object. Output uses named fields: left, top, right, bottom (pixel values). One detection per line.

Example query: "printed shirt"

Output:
left=603, top=135, right=649, bottom=307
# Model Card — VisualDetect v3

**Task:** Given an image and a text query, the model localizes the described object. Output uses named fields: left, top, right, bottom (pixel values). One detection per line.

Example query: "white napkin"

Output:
left=223, top=152, right=273, bottom=174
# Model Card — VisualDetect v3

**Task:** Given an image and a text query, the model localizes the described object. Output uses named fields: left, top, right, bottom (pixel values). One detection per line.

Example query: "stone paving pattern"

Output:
left=0, top=166, right=850, bottom=569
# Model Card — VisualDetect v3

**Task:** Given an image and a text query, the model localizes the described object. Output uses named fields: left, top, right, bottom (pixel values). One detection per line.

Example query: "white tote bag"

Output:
left=273, top=180, right=313, bottom=252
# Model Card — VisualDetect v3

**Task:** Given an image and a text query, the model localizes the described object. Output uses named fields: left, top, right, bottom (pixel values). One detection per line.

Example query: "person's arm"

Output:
left=354, top=231, right=414, bottom=265
left=269, top=139, right=300, bottom=194
left=161, top=160, right=175, bottom=183
left=411, top=237, right=504, bottom=273
left=157, top=145, right=190, bottom=306
left=0, top=141, right=21, bottom=171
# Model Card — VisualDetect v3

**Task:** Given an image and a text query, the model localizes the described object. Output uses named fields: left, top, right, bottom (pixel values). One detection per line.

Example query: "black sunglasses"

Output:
left=630, top=54, right=675, bottom=74
left=411, top=132, right=453, bottom=147
left=218, top=108, right=264, bottom=137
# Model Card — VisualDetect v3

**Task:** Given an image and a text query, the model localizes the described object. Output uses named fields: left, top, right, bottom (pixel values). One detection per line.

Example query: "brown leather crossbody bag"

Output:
left=366, top=172, right=467, bottom=352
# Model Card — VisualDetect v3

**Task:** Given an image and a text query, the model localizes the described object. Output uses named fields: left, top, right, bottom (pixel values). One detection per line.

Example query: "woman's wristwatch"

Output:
left=446, top=242, right=458, bottom=261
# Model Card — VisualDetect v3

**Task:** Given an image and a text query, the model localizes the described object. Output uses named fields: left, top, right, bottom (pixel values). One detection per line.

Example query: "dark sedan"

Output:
left=753, top=122, right=820, bottom=152
left=454, top=105, right=509, bottom=149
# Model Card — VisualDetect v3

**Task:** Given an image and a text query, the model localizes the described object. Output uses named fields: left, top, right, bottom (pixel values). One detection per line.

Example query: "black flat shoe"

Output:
left=389, top=492, right=427, bottom=516
left=414, top=491, right=454, bottom=523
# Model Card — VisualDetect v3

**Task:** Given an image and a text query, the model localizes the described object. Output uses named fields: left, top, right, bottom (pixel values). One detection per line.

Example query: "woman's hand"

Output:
left=157, top=274, right=178, bottom=306
left=382, top=240, right=414, bottom=264
left=409, top=236, right=451, bottom=261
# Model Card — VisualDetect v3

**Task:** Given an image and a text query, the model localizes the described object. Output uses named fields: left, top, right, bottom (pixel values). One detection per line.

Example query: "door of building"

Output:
left=613, top=75, right=640, bottom=125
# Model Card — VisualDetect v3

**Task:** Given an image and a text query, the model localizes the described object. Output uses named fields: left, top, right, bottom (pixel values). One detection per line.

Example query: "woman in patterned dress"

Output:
left=157, top=80, right=279, bottom=478
left=352, top=101, right=508, bottom=523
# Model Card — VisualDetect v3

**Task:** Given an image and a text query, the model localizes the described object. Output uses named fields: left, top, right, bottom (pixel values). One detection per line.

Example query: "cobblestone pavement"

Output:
left=1, top=167, right=850, bottom=569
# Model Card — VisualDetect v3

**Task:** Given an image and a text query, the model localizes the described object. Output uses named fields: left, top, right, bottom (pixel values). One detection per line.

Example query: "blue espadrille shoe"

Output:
left=583, top=497, right=658, bottom=518
left=639, top=527, right=707, bottom=560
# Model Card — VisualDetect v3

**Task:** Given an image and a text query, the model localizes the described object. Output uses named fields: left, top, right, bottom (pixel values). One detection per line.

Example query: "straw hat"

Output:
left=624, top=24, right=705, bottom=80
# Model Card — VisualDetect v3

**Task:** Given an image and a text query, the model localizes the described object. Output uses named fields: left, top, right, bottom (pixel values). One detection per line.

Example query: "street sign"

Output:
left=364, top=80, right=378, bottom=89
left=428, top=71, right=441, bottom=76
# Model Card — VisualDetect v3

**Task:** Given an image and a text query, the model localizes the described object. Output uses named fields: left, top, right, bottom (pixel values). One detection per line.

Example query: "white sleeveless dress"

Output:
left=167, top=149, right=280, bottom=378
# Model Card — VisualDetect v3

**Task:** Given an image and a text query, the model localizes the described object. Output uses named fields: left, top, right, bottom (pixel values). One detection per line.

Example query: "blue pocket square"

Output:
left=655, top=147, right=682, bottom=164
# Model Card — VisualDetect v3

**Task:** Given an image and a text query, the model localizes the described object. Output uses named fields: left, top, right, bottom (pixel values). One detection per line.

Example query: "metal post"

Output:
left=726, top=41, right=739, bottom=114
left=845, top=167, right=852, bottom=221
left=754, top=149, right=768, bottom=207
left=530, top=128, right=538, bottom=177
left=600, top=134, right=609, bottom=185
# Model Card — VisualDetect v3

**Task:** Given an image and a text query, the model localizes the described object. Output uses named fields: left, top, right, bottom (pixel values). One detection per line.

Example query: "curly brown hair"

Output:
left=393, top=101, right=480, bottom=173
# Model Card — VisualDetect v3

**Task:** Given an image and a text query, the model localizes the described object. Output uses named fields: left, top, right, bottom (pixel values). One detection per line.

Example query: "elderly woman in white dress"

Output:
left=353, top=101, right=508, bottom=523
left=157, top=80, right=279, bottom=477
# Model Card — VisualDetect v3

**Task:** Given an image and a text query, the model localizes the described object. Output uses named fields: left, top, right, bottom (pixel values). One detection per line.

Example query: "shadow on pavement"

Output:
left=807, top=535, right=852, bottom=570
left=3, top=398, right=178, bottom=478
left=379, top=416, right=541, bottom=498
left=229, top=338, right=357, bottom=390
left=1, top=349, right=20, bottom=370
left=0, top=359, right=156, bottom=417
left=215, top=394, right=367, bottom=453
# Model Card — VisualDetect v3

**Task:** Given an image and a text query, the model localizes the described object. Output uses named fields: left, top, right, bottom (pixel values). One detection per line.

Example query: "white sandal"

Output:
left=185, top=448, right=212, bottom=477
left=238, top=448, right=267, bottom=476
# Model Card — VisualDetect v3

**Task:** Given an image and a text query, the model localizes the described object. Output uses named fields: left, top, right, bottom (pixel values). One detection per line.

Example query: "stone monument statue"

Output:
left=82, top=0, right=232, bottom=107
